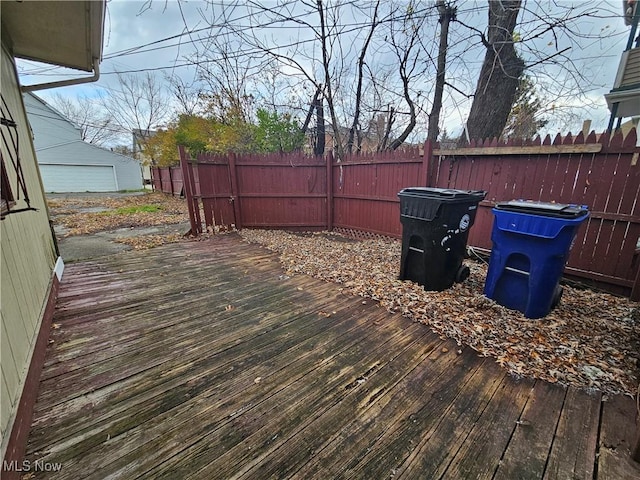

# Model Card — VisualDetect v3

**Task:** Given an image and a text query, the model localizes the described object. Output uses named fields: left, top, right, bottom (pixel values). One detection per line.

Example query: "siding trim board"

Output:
left=1, top=273, right=59, bottom=480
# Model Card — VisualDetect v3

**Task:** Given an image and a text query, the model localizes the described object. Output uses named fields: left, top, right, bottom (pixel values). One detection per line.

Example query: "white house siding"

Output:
left=22, top=93, right=81, bottom=148
left=25, top=93, right=143, bottom=192
left=1, top=44, right=58, bottom=454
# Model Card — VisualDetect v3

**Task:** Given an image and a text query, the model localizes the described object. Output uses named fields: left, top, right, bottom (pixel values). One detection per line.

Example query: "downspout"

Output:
left=20, top=59, right=100, bottom=92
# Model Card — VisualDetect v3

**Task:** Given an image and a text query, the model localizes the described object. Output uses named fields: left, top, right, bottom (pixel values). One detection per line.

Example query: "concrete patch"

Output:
left=58, top=235, right=132, bottom=262
left=57, top=222, right=191, bottom=262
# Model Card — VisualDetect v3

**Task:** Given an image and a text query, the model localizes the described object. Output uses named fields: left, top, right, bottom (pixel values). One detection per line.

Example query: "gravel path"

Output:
left=240, top=229, right=639, bottom=396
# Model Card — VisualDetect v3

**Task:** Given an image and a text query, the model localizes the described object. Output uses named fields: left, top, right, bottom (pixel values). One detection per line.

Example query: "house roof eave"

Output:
left=2, top=0, right=105, bottom=72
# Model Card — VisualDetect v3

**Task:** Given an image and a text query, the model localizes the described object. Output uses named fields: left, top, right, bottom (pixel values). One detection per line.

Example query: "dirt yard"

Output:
left=47, top=192, right=191, bottom=260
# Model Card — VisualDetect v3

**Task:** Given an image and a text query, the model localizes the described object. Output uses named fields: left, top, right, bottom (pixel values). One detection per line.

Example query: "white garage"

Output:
left=24, top=93, right=143, bottom=193
left=39, top=164, right=118, bottom=193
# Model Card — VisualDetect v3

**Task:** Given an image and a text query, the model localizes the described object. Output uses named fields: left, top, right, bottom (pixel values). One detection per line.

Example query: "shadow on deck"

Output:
left=25, top=234, right=640, bottom=479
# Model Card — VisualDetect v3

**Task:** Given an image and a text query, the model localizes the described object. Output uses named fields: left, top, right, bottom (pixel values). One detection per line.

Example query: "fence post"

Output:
left=179, top=146, right=201, bottom=235
left=167, top=167, right=174, bottom=196
left=326, top=152, right=333, bottom=231
left=228, top=153, right=242, bottom=230
left=193, top=163, right=202, bottom=230
left=422, top=139, right=434, bottom=186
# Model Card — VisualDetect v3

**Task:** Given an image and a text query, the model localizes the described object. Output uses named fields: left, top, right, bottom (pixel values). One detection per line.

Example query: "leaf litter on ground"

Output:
left=48, top=193, right=191, bottom=250
left=239, top=229, right=639, bottom=397
left=48, top=192, right=189, bottom=237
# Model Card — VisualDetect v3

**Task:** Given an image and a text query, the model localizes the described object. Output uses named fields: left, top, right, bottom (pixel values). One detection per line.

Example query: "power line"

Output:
left=20, top=1, right=443, bottom=75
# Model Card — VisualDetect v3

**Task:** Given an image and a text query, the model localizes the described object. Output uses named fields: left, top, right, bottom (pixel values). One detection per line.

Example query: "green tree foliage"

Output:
left=502, top=75, right=549, bottom=140
left=254, top=109, right=305, bottom=153
left=173, top=115, right=211, bottom=154
left=142, top=129, right=177, bottom=167
left=141, top=109, right=304, bottom=166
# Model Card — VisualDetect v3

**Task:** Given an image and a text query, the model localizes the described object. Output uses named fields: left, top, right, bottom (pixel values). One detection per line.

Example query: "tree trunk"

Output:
left=464, top=0, right=524, bottom=143
left=315, top=97, right=325, bottom=156
left=427, top=1, right=455, bottom=144
left=347, top=1, right=379, bottom=154
left=317, top=0, right=344, bottom=160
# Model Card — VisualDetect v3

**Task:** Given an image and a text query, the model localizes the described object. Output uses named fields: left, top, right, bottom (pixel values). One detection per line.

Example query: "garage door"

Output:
left=39, top=164, right=117, bottom=192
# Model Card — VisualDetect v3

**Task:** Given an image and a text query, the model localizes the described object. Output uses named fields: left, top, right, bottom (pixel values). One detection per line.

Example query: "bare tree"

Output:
left=426, top=1, right=456, bottom=144
left=346, top=0, right=381, bottom=153
left=316, top=0, right=345, bottom=159
left=131, top=0, right=620, bottom=152
left=189, top=34, right=262, bottom=122
left=386, top=2, right=429, bottom=150
left=48, top=94, right=118, bottom=147
left=101, top=72, right=171, bottom=152
left=458, top=0, right=621, bottom=141
left=166, top=74, right=204, bottom=117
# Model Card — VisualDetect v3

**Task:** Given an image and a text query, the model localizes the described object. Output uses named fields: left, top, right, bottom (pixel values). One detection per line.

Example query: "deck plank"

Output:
left=21, top=233, right=640, bottom=479
left=151, top=319, right=437, bottom=479
left=319, top=350, right=490, bottom=480
left=199, top=334, right=456, bottom=480
left=492, top=381, right=566, bottom=480
left=433, top=373, right=534, bottom=479
left=596, top=394, right=640, bottom=480
left=394, top=361, right=508, bottom=480
left=542, top=388, right=601, bottom=480
left=28, top=286, right=361, bottom=456
left=77, top=312, right=425, bottom=479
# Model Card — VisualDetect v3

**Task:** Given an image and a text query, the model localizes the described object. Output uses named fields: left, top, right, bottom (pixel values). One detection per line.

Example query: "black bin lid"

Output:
left=495, top=200, right=588, bottom=218
left=398, top=187, right=486, bottom=202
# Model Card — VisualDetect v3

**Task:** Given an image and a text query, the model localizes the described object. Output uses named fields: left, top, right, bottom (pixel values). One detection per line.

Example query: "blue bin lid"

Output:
left=495, top=200, right=588, bottom=219
left=398, top=187, right=486, bottom=202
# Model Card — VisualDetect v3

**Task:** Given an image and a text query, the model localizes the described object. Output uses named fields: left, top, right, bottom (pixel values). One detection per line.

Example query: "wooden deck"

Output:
left=24, top=234, right=639, bottom=479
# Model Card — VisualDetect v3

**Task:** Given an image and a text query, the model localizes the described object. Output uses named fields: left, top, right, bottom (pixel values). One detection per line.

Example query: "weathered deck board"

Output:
left=394, top=362, right=510, bottom=479
left=597, top=394, right=640, bottom=480
left=23, top=233, right=640, bottom=479
left=437, top=375, right=533, bottom=479
left=492, top=381, right=567, bottom=480
left=543, top=388, right=601, bottom=480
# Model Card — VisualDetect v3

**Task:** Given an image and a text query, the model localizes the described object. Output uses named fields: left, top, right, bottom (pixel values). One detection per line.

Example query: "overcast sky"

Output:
left=17, top=0, right=634, bottom=144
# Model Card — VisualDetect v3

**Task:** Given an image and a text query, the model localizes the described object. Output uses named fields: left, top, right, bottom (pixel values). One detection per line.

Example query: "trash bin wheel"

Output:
left=551, top=285, right=563, bottom=310
left=455, top=265, right=470, bottom=283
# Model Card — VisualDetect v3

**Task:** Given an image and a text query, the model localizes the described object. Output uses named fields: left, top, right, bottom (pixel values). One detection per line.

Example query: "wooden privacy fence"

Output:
left=151, top=165, right=184, bottom=196
left=172, top=130, right=639, bottom=300
left=431, top=131, right=639, bottom=300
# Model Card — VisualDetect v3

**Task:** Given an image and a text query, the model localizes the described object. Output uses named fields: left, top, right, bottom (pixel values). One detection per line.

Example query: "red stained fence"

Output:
left=151, top=165, right=184, bottom=196
left=431, top=131, right=640, bottom=300
left=175, top=130, right=639, bottom=299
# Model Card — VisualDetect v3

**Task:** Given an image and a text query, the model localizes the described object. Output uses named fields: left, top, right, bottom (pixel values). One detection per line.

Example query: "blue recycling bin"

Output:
left=483, top=200, right=589, bottom=319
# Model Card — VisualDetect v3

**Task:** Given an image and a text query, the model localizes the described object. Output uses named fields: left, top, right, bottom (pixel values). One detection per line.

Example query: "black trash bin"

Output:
left=398, top=187, right=487, bottom=291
